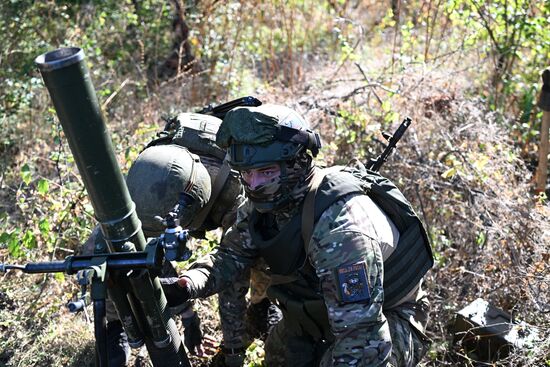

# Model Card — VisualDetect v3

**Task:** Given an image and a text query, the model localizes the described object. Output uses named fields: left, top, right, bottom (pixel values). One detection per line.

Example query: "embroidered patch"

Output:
left=335, top=262, right=371, bottom=303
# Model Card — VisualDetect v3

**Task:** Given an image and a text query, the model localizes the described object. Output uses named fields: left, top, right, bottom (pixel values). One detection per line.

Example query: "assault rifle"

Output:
left=0, top=48, right=191, bottom=367
left=366, top=117, right=412, bottom=172
left=197, top=95, right=262, bottom=119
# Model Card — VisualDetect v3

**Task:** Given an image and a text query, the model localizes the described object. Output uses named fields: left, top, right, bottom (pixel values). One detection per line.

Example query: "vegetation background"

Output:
left=0, top=0, right=548, bottom=366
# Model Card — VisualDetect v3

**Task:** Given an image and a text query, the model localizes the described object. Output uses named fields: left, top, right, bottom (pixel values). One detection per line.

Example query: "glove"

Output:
left=182, top=311, right=203, bottom=354
left=159, top=277, right=191, bottom=307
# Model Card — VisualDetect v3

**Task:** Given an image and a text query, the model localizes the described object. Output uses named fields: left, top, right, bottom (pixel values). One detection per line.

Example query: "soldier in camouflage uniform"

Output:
left=162, top=105, right=433, bottom=366
left=84, top=113, right=274, bottom=367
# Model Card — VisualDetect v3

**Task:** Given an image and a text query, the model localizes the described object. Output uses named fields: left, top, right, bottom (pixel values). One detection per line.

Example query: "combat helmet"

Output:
left=125, top=144, right=212, bottom=236
left=216, top=104, right=321, bottom=212
left=141, top=112, right=244, bottom=233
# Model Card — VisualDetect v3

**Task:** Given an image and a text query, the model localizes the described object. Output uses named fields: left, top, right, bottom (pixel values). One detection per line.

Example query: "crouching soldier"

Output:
left=83, top=112, right=276, bottom=366
left=161, top=105, right=434, bottom=366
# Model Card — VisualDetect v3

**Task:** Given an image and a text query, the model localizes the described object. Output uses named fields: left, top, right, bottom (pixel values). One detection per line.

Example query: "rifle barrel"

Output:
left=1, top=250, right=162, bottom=274
left=366, top=116, right=412, bottom=172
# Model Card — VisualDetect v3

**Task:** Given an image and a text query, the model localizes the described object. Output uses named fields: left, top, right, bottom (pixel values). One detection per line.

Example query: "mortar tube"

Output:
left=35, top=47, right=189, bottom=367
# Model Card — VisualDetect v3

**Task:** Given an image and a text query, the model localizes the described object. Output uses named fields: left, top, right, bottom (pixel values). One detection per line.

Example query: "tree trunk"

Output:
left=154, top=0, right=199, bottom=82
left=536, top=68, right=550, bottom=193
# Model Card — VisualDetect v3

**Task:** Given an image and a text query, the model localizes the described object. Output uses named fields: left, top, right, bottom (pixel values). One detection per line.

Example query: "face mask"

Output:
left=242, top=151, right=314, bottom=213
left=243, top=176, right=282, bottom=213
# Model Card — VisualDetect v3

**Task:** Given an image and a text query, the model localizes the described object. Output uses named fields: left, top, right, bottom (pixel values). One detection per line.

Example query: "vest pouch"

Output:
left=171, top=113, right=226, bottom=160
left=267, top=284, right=333, bottom=342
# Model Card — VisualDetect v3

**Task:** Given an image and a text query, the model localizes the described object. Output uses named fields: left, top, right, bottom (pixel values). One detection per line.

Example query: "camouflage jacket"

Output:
left=184, top=185, right=414, bottom=365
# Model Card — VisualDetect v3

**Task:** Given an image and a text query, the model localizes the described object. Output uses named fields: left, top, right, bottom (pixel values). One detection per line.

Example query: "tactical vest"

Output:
left=248, top=167, right=433, bottom=340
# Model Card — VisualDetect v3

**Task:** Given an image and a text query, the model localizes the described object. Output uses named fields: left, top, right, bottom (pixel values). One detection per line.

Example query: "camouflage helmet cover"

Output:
left=125, top=144, right=211, bottom=236
left=216, top=104, right=321, bottom=169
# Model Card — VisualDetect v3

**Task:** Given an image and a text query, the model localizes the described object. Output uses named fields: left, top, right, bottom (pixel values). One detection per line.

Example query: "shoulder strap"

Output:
left=189, top=161, right=232, bottom=230
left=301, top=167, right=341, bottom=252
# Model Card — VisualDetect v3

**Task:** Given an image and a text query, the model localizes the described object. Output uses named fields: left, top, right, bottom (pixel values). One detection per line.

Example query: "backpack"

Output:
left=302, top=162, right=434, bottom=308
left=145, top=112, right=225, bottom=160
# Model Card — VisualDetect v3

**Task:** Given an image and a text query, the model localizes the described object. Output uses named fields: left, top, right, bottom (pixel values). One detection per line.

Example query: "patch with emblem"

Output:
left=335, top=262, right=371, bottom=303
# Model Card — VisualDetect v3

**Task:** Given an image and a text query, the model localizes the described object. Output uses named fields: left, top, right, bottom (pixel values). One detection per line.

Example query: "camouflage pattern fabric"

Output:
left=184, top=189, right=431, bottom=366
left=384, top=297, right=430, bottom=367
left=218, top=268, right=251, bottom=349
left=216, top=104, right=308, bottom=149
left=218, top=264, right=273, bottom=349
left=263, top=310, right=428, bottom=367
left=249, top=264, right=271, bottom=304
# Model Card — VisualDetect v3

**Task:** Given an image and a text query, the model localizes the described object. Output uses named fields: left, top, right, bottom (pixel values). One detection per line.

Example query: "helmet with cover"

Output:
left=125, top=144, right=212, bottom=237
left=216, top=104, right=321, bottom=212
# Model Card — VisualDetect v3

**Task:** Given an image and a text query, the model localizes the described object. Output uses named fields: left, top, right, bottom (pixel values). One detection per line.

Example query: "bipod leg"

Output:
left=86, top=257, right=108, bottom=367
left=94, top=298, right=108, bottom=367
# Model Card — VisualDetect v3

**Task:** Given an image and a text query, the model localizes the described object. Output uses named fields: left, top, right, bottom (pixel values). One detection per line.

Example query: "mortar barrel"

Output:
left=35, top=47, right=189, bottom=367
left=35, top=47, right=144, bottom=251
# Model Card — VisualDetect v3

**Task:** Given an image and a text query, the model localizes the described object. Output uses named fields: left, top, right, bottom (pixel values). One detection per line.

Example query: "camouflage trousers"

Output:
left=264, top=298, right=430, bottom=367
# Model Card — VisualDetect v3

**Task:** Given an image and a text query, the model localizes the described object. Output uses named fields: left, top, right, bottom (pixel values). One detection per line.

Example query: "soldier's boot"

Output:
left=106, top=320, right=131, bottom=367
left=245, top=298, right=283, bottom=340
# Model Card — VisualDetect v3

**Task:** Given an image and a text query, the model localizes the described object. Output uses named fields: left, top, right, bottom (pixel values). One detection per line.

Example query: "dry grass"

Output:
left=1, top=5, right=549, bottom=366
left=288, top=57, right=550, bottom=366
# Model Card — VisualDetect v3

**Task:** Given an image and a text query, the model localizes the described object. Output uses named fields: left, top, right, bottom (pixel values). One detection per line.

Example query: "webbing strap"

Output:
left=301, top=167, right=340, bottom=252
left=183, top=155, right=197, bottom=193
left=189, top=161, right=231, bottom=230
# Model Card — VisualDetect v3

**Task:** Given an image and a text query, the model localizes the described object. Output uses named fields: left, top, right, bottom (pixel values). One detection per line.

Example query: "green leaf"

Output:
left=20, top=164, right=32, bottom=185
left=37, top=178, right=49, bottom=195
left=4, top=230, right=23, bottom=258
left=38, top=218, right=50, bottom=235
left=476, top=231, right=486, bottom=246
left=381, top=100, right=392, bottom=113
left=441, top=167, right=457, bottom=179
left=22, top=230, right=37, bottom=250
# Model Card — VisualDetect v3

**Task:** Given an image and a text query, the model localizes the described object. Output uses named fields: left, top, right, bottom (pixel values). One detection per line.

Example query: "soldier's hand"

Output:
left=160, top=277, right=191, bottom=307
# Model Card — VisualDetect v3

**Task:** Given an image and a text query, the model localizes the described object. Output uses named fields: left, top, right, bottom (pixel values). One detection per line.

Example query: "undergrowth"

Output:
left=1, top=1, right=549, bottom=366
